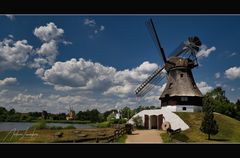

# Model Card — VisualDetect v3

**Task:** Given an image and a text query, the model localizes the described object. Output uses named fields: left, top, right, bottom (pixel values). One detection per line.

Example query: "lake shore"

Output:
left=0, top=120, right=91, bottom=124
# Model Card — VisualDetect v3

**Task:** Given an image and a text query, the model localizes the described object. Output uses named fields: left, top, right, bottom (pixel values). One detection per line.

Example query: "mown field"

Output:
left=160, top=112, right=240, bottom=143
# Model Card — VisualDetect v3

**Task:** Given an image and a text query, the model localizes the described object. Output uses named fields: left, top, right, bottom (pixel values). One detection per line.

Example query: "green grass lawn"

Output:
left=115, top=134, right=127, bottom=143
left=160, top=112, right=240, bottom=143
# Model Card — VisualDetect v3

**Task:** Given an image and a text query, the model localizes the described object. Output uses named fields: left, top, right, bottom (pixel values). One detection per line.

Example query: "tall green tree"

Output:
left=236, top=99, right=240, bottom=106
left=120, top=107, right=134, bottom=119
left=42, top=110, right=48, bottom=119
left=235, top=99, right=240, bottom=111
left=200, top=95, right=219, bottom=140
left=205, top=87, right=229, bottom=103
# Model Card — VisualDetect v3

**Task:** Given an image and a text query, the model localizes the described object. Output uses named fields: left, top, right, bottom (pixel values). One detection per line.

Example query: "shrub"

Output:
left=132, top=115, right=143, bottom=128
left=96, top=121, right=111, bottom=128
left=125, top=123, right=133, bottom=134
left=113, top=118, right=127, bottom=124
left=30, top=119, right=48, bottom=130
left=107, top=113, right=116, bottom=123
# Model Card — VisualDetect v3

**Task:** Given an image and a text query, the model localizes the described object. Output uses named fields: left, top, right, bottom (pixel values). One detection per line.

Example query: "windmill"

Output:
left=135, top=18, right=203, bottom=112
left=66, top=105, right=76, bottom=120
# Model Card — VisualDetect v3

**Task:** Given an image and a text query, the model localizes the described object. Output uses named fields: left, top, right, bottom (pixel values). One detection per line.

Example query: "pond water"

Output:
left=0, top=122, right=94, bottom=131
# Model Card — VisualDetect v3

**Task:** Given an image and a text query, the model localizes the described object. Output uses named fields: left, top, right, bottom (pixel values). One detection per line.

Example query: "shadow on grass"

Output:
left=209, top=138, right=229, bottom=141
left=129, top=132, right=140, bottom=135
left=172, top=133, right=190, bottom=142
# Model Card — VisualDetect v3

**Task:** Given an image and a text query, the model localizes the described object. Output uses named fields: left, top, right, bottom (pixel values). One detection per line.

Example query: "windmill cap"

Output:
left=188, top=36, right=201, bottom=47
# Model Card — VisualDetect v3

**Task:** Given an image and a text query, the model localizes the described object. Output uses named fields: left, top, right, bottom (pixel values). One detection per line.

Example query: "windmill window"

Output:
left=181, top=97, right=188, bottom=101
left=169, top=83, right=173, bottom=88
left=180, top=74, right=184, bottom=78
left=193, top=83, right=197, bottom=88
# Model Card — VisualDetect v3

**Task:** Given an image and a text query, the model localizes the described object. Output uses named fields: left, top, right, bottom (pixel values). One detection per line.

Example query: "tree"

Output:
left=103, top=109, right=117, bottom=120
left=8, top=108, right=15, bottom=115
left=107, top=113, right=116, bottom=123
left=205, top=87, right=229, bottom=103
left=89, top=109, right=100, bottom=122
left=121, top=107, right=134, bottom=119
left=42, top=110, right=48, bottom=120
left=0, top=107, right=7, bottom=114
left=200, top=95, right=219, bottom=140
left=235, top=99, right=240, bottom=112
left=236, top=99, right=240, bottom=106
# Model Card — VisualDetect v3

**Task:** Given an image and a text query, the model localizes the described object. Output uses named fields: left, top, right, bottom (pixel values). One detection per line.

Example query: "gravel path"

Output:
left=125, top=129, right=163, bottom=143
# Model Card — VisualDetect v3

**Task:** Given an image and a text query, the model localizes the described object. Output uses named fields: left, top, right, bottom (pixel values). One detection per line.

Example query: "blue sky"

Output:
left=0, top=15, right=239, bottom=113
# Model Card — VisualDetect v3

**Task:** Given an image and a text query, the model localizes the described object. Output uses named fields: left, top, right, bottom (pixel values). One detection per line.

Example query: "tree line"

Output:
left=0, top=105, right=159, bottom=123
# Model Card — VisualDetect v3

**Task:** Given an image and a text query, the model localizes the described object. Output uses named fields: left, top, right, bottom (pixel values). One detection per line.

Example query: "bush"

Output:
left=30, top=120, right=48, bottom=130
left=96, top=121, right=111, bottom=128
left=125, top=123, right=133, bottom=134
left=132, top=115, right=143, bottom=128
left=113, top=118, right=127, bottom=124
left=107, top=113, right=116, bottom=123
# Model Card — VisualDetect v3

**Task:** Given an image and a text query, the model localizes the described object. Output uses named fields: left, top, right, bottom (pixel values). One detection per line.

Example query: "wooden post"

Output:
left=96, top=137, right=99, bottom=143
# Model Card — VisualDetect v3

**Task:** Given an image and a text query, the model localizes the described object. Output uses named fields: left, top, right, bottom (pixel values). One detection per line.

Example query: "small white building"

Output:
left=128, top=107, right=189, bottom=131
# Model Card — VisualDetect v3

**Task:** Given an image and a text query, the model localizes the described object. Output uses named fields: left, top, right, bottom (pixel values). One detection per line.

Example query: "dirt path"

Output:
left=125, top=129, right=163, bottom=143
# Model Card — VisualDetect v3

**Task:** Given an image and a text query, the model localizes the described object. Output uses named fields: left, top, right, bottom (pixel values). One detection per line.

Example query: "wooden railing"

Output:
left=96, top=126, right=127, bottom=143
left=52, top=125, right=128, bottom=143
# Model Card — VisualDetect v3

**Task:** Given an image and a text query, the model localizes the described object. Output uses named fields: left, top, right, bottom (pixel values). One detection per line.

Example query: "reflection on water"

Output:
left=0, top=122, right=93, bottom=131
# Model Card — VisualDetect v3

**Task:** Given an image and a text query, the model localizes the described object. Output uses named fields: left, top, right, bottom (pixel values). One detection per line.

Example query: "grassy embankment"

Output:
left=160, top=112, right=240, bottom=143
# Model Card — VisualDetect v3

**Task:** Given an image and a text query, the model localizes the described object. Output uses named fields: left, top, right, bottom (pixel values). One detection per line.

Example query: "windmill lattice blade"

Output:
left=168, top=42, right=188, bottom=58
left=135, top=66, right=165, bottom=97
left=137, top=75, right=160, bottom=97
left=137, top=74, right=165, bottom=97
left=146, top=19, right=167, bottom=63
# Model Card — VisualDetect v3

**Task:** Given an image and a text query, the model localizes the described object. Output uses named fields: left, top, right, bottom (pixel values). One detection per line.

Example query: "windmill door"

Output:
left=144, top=115, right=149, bottom=129
left=157, top=114, right=163, bottom=130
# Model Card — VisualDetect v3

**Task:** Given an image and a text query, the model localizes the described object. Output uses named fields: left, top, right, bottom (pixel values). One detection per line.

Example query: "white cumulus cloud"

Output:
left=0, top=38, right=33, bottom=71
left=215, top=72, right=221, bottom=79
left=40, top=58, right=160, bottom=99
left=41, top=58, right=116, bottom=91
left=225, top=66, right=240, bottom=80
left=84, top=18, right=96, bottom=27
left=0, top=77, right=17, bottom=86
left=197, top=45, right=216, bottom=59
left=33, top=22, right=64, bottom=42
left=5, top=15, right=15, bottom=21
left=197, top=81, right=213, bottom=95
left=83, top=18, right=105, bottom=38
left=33, top=40, right=58, bottom=68
left=12, top=93, right=43, bottom=103
left=30, top=22, right=68, bottom=74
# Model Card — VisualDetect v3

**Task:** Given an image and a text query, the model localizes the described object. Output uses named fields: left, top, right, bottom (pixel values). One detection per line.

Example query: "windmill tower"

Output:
left=135, top=19, right=203, bottom=112
left=66, top=105, right=76, bottom=120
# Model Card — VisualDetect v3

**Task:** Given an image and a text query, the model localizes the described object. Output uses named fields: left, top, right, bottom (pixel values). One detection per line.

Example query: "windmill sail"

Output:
left=146, top=18, right=167, bottom=64
left=168, top=36, right=201, bottom=58
left=168, top=42, right=188, bottom=58
left=135, top=66, right=166, bottom=97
